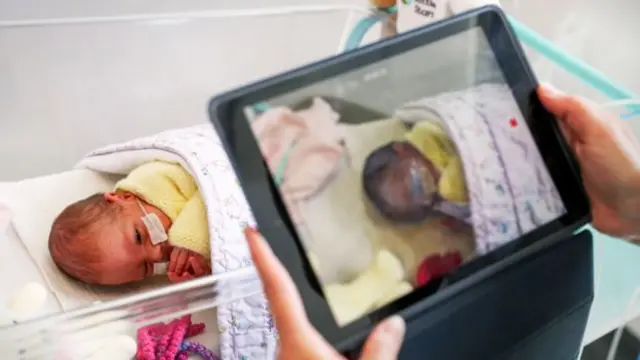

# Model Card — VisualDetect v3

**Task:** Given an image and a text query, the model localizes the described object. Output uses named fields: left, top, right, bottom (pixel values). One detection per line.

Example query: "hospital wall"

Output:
left=0, top=10, right=357, bottom=181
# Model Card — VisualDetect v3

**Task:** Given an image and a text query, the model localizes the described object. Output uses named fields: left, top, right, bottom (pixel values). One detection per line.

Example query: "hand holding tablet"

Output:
left=241, top=83, right=640, bottom=359
left=537, top=85, right=640, bottom=241
left=244, top=227, right=407, bottom=360
left=211, top=5, right=592, bottom=353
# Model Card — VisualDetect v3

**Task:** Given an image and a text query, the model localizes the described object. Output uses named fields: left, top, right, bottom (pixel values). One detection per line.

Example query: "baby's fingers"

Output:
left=174, top=251, right=189, bottom=274
left=168, top=271, right=183, bottom=283
left=169, top=249, right=179, bottom=273
left=188, top=257, right=208, bottom=277
left=168, top=271, right=194, bottom=283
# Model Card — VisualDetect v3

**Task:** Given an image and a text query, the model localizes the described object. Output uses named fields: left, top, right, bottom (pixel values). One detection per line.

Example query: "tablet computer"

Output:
left=209, top=5, right=590, bottom=349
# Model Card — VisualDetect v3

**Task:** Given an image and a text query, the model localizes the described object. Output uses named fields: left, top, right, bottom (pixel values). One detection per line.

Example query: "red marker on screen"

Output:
left=509, top=118, right=518, bottom=128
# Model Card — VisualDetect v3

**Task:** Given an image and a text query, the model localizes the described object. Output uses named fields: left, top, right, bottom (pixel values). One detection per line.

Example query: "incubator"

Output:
left=0, top=3, right=638, bottom=359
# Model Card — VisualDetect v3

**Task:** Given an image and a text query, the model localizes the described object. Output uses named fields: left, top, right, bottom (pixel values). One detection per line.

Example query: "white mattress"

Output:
left=0, top=223, right=61, bottom=325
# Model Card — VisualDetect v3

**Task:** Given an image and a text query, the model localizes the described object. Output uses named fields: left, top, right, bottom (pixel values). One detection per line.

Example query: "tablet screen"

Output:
left=242, top=27, right=567, bottom=326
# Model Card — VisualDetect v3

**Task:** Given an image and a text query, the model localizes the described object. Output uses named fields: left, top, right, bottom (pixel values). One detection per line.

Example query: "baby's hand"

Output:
left=168, top=248, right=211, bottom=283
left=186, top=255, right=212, bottom=278
left=169, top=248, right=192, bottom=276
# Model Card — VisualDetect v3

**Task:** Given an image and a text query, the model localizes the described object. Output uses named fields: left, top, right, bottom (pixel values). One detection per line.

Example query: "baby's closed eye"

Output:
left=134, top=228, right=143, bottom=245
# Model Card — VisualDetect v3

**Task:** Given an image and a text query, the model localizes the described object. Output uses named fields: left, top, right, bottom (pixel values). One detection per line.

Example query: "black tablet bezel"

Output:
left=208, top=5, right=590, bottom=348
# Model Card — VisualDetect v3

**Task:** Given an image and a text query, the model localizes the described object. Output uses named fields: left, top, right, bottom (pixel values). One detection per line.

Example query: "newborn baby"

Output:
left=363, top=120, right=469, bottom=223
left=48, top=161, right=211, bottom=286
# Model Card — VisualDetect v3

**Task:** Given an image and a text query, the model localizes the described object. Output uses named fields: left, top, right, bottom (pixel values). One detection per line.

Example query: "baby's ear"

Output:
left=104, top=192, right=132, bottom=203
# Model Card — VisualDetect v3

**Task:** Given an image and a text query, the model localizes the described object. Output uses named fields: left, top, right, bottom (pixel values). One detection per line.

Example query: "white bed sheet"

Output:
left=0, top=223, right=61, bottom=325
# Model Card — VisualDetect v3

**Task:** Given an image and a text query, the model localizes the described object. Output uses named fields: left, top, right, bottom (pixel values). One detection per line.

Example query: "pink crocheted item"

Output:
left=136, top=315, right=215, bottom=360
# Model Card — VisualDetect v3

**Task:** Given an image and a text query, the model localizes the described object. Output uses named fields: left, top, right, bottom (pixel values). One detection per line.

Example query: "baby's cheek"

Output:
left=380, top=177, right=405, bottom=207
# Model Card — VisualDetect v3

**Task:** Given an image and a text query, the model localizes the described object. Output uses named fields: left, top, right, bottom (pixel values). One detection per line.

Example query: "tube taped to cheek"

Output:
left=143, top=213, right=168, bottom=245
left=153, top=262, right=169, bottom=276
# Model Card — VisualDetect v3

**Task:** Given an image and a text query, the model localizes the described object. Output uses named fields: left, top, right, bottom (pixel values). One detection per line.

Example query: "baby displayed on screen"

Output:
left=245, top=82, right=566, bottom=326
left=48, top=161, right=212, bottom=286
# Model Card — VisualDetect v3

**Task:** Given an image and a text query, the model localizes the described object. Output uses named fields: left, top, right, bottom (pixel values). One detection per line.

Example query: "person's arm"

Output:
left=538, top=85, right=640, bottom=243
left=623, top=179, right=640, bottom=243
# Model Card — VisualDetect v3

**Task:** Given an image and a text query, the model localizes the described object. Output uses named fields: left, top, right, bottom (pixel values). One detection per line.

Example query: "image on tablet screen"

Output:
left=243, top=27, right=567, bottom=326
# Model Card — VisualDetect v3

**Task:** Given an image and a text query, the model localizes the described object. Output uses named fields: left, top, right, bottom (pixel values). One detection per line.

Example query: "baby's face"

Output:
left=93, top=192, right=173, bottom=285
left=380, top=143, right=439, bottom=212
